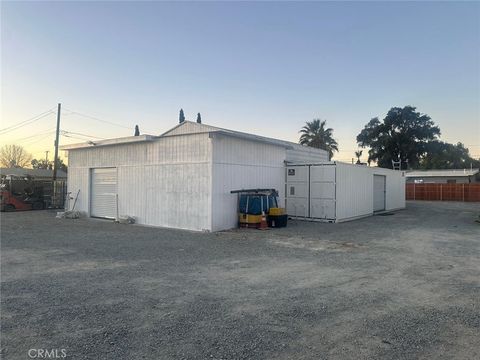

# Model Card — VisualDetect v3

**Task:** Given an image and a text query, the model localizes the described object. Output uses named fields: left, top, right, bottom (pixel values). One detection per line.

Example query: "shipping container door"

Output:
left=373, top=175, right=386, bottom=212
left=285, top=166, right=309, bottom=218
left=309, top=164, right=336, bottom=220
left=90, top=168, right=117, bottom=219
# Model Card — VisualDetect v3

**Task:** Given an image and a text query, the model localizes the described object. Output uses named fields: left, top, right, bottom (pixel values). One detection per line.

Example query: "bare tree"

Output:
left=0, top=145, right=33, bottom=168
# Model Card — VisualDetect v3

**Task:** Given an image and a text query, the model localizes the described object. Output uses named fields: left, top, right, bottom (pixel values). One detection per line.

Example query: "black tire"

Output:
left=32, top=201, right=44, bottom=210
left=4, top=204, right=15, bottom=212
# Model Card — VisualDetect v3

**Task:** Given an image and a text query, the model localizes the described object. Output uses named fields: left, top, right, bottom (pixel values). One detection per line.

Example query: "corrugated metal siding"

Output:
left=118, top=163, right=211, bottom=230
left=211, top=135, right=286, bottom=231
left=117, top=166, right=147, bottom=224
left=143, top=163, right=211, bottom=230
left=165, top=122, right=329, bottom=164
left=336, top=164, right=405, bottom=221
left=285, top=165, right=310, bottom=218
left=68, top=134, right=210, bottom=167
left=286, top=144, right=329, bottom=164
left=162, top=121, right=219, bottom=136
left=67, top=133, right=212, bottom=231
left=372, top=167, right=406, bottom=211
left=66, top=167, right=89, bottom=213
left=285, top=162, right=405, bottom=222
left=309, top=164, right=336, bottom=219
left=333, top=163, right=372, bottom=221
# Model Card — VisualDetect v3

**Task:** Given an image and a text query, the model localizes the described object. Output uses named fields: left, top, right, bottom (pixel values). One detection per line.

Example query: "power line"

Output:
left=63, top=107, right=158, bottom=134
left=23, top=132, right=56, bottom=147
left=61, top=134, right=83, bottom=141
left=0, top=110, right=55, bottom=134
left=9, top=128, right=101, bottom=145
left=12, top=128, right=57, bottom=142
left=61, top=130, right=105, bottom=140
left=61, top=133, right=100, bottom=142
left=0, top=108, right=55, bottom=132
left=63, top=108, right=132, bottom=130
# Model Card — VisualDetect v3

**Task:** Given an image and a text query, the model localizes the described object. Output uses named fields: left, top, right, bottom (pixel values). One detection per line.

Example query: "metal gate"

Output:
left=373, top=174, right=386, bottom=212
left=90, top=168, right=117, bottom=219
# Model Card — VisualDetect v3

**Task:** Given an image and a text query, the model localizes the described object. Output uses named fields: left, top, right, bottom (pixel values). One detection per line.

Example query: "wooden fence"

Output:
left=406, top=183, right=480, bottom=202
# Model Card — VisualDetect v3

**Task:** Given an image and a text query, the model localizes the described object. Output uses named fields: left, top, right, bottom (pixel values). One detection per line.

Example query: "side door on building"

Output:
left=285, top=166, right=310, bottom=218
left=373, top=174, right=386, bottom=212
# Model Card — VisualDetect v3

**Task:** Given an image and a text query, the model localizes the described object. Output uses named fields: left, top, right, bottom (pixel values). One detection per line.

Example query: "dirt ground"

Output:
left=1, top=201, right=479, bottom=359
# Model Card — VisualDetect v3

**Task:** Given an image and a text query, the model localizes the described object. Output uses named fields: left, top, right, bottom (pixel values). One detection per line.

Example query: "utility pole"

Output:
left=45, top=150, right=49, bottom=163
left=53, top=103, right=61, bottom=180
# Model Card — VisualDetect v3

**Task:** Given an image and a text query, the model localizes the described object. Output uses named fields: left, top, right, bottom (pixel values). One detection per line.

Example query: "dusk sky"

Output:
left=1, top=1, right=479, bottom=162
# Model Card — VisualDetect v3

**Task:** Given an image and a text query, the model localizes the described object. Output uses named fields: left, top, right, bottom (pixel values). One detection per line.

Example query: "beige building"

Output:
left=405, top=169, right=480, bottom=184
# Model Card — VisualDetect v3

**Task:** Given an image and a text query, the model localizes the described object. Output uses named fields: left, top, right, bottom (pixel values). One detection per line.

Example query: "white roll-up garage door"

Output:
left=90, top=168, right=117, bottom=219
left=373, top=175, right=386, bottom=212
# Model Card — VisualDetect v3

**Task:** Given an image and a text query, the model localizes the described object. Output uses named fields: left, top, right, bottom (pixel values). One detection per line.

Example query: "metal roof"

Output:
left=405, top=169, right=479, bottom=178
left=60, top=134, right=157, bottom=150
left=163, top=121, right=325, bottom=151
left=59, top=121, right=327, bottom=153
left=0, top=167, right=67, bottom=179
left=208, top=130, right=292, bottom=149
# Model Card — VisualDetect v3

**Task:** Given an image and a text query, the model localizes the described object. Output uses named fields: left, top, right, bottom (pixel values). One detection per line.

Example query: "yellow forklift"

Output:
left=230, top=188, right=287, bottom=228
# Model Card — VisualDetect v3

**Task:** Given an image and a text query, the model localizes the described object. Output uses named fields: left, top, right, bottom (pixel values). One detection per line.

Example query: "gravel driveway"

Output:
left=1, top=201, right=479, bottom=359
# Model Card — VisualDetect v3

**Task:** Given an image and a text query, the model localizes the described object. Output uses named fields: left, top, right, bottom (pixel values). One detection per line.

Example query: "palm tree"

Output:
left=355, top=150, right=363, bottom=164
left=299, top=119, right=339, bottom=160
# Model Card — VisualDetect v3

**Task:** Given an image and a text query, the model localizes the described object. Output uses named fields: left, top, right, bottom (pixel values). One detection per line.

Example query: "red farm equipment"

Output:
left=0, top=175, right=46, bottom=212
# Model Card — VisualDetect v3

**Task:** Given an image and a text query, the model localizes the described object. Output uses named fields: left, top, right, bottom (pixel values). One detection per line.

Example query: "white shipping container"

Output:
left=286, top=162, right=405, bottom=222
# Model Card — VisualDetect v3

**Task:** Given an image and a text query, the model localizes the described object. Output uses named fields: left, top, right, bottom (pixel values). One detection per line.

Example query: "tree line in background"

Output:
left=299, top=105, right=480, bottom=170
left=0, top=144, right=67, bottom=172
left=1, top=105, right=477, bottom=172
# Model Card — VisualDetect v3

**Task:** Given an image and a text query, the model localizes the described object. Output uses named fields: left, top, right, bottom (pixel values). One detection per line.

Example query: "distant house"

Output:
left=405, top=169, right=480, bottom=184
left=0, top=167, right=67, bottom=181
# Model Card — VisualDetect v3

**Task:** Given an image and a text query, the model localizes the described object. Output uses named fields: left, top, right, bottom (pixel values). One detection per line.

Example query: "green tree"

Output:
left=419, top=142, right=480, bottom=169
left=179, top=109, right=185, bottom=123
left=196, top=113, right=202, bottom=124
left=56, top=158, right=68, bottom=173
left=357, top=106, right=440, bottom=168
left=355, top=150, right=363, bottom=164
left=299, top=119, right=338, bottom=160
left=31, top=158, right=67, bottom=173
left=31, top=159, right=52, bottom=170
left=0, top=144, right=32, bottom=168
left=134, top=125, right=140, bottom=136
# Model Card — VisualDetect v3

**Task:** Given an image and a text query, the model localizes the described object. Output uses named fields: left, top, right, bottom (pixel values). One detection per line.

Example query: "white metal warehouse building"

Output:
left=62, top=121, right=405, bottom=231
